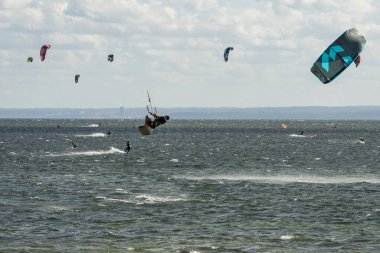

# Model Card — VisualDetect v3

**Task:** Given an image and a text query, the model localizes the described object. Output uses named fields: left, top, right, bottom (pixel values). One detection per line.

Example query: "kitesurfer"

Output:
left=125, top=140, right=131, bottom=153
left=72, top=141, right=78, bottom=149
left=145, top=112, right=170, bottom=129
left=299, top=130, right=304, bottom=136
left=106, top=130, right=111, bottom=136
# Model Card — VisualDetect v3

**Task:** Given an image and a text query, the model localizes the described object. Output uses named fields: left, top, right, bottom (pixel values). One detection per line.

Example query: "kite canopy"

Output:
left=75, top=74, right=80, bottom=83
left=224, top=47, right=234, bottom=62
left=310, top=28, right=367, bottom=84
left=108, top=54, right=114, bottom=62
left=354, top=55, right=361, bottom=67
left=40, top=44, right=51, bottom=61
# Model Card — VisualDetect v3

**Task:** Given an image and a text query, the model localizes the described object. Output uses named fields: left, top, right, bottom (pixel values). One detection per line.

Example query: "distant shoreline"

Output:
left=1, top=106, right=380, bottom=120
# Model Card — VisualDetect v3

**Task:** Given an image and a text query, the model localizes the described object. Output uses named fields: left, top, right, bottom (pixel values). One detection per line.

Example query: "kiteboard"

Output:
left=138, top=125, right=151, bottom=136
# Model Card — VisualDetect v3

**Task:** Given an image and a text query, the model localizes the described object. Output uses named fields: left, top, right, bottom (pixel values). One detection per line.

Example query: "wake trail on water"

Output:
left=289, top=134, right=316, bottom=138
left=47, top=147, right=125, bottom=157
left=75, top=133, right=107, bottom=137
left=177, top=175, right=380, bottom=184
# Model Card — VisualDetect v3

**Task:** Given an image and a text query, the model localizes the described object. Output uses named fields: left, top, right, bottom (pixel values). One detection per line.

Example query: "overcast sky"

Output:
left=1, top=0, right=379, bottom=108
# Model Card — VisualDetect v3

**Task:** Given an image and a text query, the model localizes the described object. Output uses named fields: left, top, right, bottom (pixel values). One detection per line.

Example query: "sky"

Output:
left=1, top=0, right=380, bottom=108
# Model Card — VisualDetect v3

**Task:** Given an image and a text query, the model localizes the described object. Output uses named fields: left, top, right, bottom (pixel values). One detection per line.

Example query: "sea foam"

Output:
left=178, top=174, right=380, bottom=184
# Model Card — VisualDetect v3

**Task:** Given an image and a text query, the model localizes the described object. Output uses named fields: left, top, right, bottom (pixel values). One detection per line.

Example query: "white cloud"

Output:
left=0, top=0, right=379, bottom=108
left=0, top=0, right=34, bottom=9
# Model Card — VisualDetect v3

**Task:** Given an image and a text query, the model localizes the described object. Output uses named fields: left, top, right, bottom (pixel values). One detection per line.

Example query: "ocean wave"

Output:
left=75, top=133, right=107, bottom=137
left=280, top=235, right=294, bottom=240
left=134, top=194, right=184, bottom=204
left=84, top=124, right=100, bottom=127
left=96, top=194, right=185, bottom=205
left=177, top=175, right=380, bottom=184
left=115, top=188, right=129, bottom=194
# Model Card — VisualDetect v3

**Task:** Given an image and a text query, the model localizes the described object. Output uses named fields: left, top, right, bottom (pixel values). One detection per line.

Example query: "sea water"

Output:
left=1, top=119, right=379, bottom=252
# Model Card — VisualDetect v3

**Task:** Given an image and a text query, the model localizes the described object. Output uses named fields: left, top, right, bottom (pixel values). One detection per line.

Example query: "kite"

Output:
left=310, top=28, right=367, bottom=84
left=224, top=47, right=234, bottom=62
left=40, top=44, right=51, bottom=61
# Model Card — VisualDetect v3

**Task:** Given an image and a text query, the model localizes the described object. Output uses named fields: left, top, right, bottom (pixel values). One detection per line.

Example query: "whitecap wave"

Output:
left=115, top=188, right=129, bottom=194
left=96, top=194, right=185, bottom=205
left=85, top=124, right=100, bottom=127
left=41, top=205, right=70, bottom=212
left=134, top=194, right=184, bottom=204
left=177, top=175, right=380, bottom=184
left=96, top=196, right=133, bottom=204
left=280, top=235, right=294, bottom=240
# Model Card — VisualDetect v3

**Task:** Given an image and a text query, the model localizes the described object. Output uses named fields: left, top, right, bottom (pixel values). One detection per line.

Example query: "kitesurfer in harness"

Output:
left=299, top=130, right=304, bottom=136
left=106, top=130, right=111, bottom=136
left=145, top=112, right=170, bottom=129
left=125, top=140, right=131, bottom=153
left=72, top=141, right=78, bottom=149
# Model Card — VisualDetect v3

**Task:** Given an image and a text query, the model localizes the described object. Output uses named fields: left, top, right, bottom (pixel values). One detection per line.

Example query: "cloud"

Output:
left=0, top=0, right=379, bottom=108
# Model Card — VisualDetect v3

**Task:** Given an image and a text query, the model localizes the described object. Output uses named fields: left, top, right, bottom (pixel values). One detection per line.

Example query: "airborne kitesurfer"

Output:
left=145, top=112, right=169, bottom=129
left=142, top=90, right=169, bottom=132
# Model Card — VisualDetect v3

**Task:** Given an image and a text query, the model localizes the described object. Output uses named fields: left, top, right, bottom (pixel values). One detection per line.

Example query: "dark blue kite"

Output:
left=224, top=47, right=234, bottom=62
left=311, top=28, right=367, bottom=84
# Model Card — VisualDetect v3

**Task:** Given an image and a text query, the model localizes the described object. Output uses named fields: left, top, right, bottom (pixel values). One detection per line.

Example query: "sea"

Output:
left=1, top=119, right=379, bottom=252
